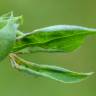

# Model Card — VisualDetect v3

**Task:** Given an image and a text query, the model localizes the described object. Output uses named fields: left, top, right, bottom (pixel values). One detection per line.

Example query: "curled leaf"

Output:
left=13, top=25, right=96, bottom=53
left=9, top=53, right=93, bottom=83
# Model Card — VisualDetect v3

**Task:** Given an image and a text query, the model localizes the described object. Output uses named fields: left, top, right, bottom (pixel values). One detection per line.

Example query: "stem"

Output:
left=16, top=31, right=25, bottom=39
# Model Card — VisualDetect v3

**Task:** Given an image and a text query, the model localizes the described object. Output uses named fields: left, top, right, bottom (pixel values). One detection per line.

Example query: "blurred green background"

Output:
left=0, top=0, right=96, bottom=96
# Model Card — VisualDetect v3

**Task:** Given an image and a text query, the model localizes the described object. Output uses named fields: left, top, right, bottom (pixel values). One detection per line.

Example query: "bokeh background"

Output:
left=0, top=0, right=96, bottom=96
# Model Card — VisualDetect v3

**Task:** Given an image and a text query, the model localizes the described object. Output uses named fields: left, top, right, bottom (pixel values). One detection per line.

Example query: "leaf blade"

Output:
left=13, top=25, right=96, bottom=53
left=9, top=54, right=93, bottom=83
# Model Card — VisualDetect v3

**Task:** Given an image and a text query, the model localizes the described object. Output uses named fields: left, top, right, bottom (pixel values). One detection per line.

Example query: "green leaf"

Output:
left=9, top=53, right=93, bottom=83
left=0, top=12, right=21, bottom=61
left=13, top=25, right=96, bottom=53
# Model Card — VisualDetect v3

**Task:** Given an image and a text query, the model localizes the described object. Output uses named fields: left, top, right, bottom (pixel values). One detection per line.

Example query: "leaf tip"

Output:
left=85, top=72, right=94, bottom=76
